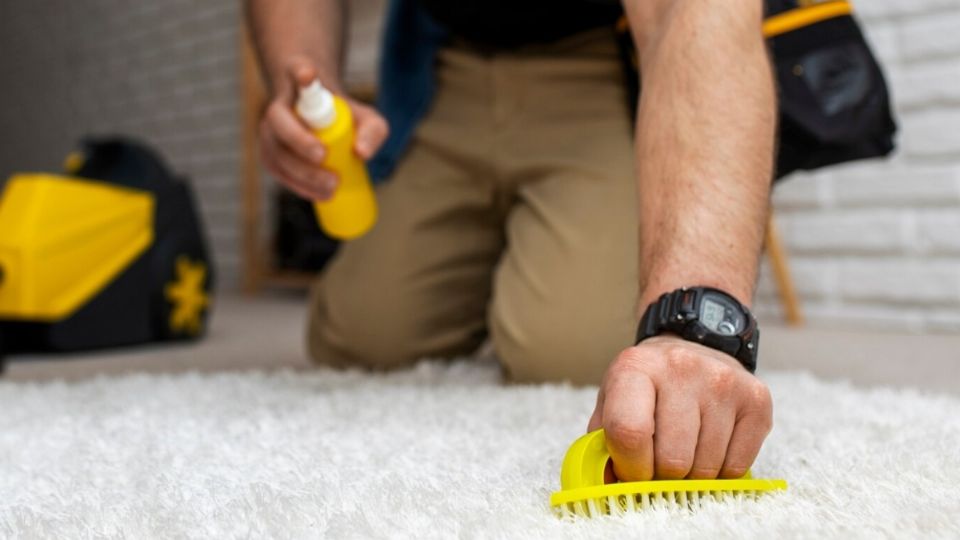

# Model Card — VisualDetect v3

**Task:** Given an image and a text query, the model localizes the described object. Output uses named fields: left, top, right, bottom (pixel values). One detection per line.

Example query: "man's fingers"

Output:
left=289, top=60, right=318, bottom=88
left=652, top=389, right=699, bottom=479
left=266, top=155, right=324, bottom=201
left=721, top=385, right=773, bottom=478
left=352, top=104, right=390, bottom=159
left=266, top=101, right=326, bottom=165
left=602, top=369, right=656, bottom=482
left=587, top=390, right=604, bottom=432
left=688, top=402, right=735, bottom=479
left=260, top=121, right=335, bottom=200
left=719, top=416, right=769, bottom=479
left=273, top=140, right=339, bottom=199
left=263, top=152, right=315, bottom=201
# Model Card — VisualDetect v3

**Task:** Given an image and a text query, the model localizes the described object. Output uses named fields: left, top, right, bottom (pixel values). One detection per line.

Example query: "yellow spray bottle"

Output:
left=296, top=80, right=377, bottom=240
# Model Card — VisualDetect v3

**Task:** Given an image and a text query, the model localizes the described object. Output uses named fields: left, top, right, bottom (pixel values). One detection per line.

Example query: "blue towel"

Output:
left=368, top=0, right=448, bottom=182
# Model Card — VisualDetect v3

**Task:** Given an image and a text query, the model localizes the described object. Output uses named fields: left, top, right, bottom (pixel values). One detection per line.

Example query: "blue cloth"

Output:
left=368, top=0, right=448, bottom=182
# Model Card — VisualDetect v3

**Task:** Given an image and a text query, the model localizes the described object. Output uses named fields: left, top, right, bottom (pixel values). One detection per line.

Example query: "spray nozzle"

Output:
left=297, top=79, right=337, bottom=129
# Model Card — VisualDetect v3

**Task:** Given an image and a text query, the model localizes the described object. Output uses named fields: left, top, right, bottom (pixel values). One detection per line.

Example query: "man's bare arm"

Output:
left=246, top=0, right=346, bottom=95
left=590, top=0, right=776, bottom=482
left=628, top=0, right=775, bottom=309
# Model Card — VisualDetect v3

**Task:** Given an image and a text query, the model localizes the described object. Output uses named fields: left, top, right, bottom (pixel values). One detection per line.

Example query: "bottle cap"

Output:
left=296, top=80, right=336, bottom=129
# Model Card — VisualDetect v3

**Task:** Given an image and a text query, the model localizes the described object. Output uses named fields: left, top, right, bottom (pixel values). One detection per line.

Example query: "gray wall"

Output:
left=0, top=1, right=243, bottom=282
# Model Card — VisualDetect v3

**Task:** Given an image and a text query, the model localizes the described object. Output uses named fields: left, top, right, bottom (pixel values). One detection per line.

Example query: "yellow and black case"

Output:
left=0, top=138, right=213, bottom=360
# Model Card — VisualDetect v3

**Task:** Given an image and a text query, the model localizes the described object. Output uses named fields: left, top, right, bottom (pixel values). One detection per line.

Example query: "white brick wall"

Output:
left=0, top=1, right=243, bottom=285
left=757, top=0, right=960, bottom=333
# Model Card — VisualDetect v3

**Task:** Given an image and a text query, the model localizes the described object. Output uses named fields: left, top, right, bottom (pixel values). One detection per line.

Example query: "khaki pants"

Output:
left=308, top=29, right=638, bottom=385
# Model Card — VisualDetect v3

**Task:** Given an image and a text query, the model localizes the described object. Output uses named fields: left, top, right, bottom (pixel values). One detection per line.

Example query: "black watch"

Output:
left=636, top=286, right=759, bottom=373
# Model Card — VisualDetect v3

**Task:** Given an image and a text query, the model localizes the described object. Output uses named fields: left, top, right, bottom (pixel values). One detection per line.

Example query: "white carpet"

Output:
left=2, top=359, right=959, bottom=539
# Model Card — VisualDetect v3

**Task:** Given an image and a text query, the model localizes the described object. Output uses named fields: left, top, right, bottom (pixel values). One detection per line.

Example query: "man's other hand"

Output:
left=258, top=57, right=389, bottom=201
left=588, top=335, right=773, bottom=481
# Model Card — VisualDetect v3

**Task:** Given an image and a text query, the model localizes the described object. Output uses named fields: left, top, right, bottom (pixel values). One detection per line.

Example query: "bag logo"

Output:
left=165, top=256, right=209, bottom=335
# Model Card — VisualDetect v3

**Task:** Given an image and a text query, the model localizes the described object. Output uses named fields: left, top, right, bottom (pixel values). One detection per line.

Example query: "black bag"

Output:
left=766, top=0, right=896, bottom=178
left=274, top=190, right=340, bottom=272
left=616, top=0, right=897, bottom=179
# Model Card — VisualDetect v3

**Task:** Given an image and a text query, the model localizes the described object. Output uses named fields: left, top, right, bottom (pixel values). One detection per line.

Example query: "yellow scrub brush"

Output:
left=550, top=429, right=787, bottom=517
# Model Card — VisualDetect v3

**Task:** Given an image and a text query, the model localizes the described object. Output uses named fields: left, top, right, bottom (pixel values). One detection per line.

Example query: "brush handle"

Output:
left=560, top=429, right=753, bottom=489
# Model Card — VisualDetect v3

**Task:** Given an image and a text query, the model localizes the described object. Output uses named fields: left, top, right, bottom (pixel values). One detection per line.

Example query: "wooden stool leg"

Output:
left=765, top=213, right=804, bottom=326
left=240, top=23, right=267, bottom=296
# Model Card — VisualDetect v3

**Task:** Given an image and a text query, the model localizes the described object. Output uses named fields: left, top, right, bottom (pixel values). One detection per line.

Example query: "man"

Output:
left=247, top=0, right=775, bottom=482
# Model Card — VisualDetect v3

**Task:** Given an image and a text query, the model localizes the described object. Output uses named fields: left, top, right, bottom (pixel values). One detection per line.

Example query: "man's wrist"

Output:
left=636, top=334, right=751, bottom=369
left=635, top=286, right=759, bottom=373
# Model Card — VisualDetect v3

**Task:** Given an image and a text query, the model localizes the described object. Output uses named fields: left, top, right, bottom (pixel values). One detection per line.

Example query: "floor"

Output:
left=4, top=294, right=312, bottom=382
left=4, top=294, right=960, bottom=537
left=4, top=294, right=959, bottom=394
left=3, top=327, right=959, bottom=537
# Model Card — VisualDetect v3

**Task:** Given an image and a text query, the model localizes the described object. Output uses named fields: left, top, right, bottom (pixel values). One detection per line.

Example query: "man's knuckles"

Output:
left=619, top=340, right=712, bottom=379
left=747, top=379, right=773, bottom=410
left=705, top=365, right=738, bottom=395
left=661, top=343, right=704, bottom=377
left=610, top=347, right=648, bottom=371
left=605, top=419, right=654, bottom=454
left=265, top=100, right=287, bottom=124
left=737, top=381, right=773, bottom=429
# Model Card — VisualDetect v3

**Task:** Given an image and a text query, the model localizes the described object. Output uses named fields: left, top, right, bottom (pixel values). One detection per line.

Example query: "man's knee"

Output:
left=306, top=279, right=421, bottom=371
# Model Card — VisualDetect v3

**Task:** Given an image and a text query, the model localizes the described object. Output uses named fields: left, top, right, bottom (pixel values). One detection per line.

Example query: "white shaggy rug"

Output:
left=2, top=359, right=959, bottom=539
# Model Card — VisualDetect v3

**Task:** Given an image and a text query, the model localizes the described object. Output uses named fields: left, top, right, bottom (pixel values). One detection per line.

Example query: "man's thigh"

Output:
left=490, top=163, right=639, bottom=385
left=489, top=41, right=639, bottom=384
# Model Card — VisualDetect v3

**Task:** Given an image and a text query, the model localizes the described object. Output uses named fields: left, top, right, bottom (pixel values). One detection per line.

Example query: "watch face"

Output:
left=699, top=293, right=745, bottom=336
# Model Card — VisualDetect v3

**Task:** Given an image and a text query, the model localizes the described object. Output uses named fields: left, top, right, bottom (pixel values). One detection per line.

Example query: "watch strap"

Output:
left=636, top=287, right=759, bottom=373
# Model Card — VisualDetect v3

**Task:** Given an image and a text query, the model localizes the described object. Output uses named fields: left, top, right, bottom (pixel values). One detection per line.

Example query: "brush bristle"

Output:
left=554, top=489, right=762, bottom=518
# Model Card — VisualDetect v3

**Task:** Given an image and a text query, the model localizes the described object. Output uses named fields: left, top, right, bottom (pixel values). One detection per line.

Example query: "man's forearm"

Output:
left=245, top=0, right=346, bottom=95
left=628, top=1, right=776, bottom=310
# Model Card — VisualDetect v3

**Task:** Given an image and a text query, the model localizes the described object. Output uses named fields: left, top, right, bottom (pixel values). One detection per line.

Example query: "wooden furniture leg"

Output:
left=765, top=212, right=804, bottom=326
left=240, top=23, right=267, bottom=295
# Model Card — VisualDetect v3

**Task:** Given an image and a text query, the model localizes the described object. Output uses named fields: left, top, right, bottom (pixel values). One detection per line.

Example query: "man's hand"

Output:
left=258, top=57, right=389, bottom=201
left=588, top=335, right=772, bottom=481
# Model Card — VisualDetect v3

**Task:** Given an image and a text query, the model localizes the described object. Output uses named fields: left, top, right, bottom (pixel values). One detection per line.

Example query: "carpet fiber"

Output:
left=2, top=360, right=959, bottom=538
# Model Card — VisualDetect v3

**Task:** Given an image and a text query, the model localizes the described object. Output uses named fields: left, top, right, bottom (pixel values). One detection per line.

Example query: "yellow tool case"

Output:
left=0, top=138, right=214, bottom=362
